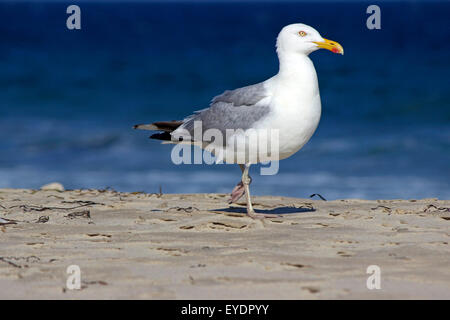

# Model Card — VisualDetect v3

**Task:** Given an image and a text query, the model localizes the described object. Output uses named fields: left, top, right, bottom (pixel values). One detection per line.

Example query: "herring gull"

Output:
left=134, top=23, right=343, bottom=219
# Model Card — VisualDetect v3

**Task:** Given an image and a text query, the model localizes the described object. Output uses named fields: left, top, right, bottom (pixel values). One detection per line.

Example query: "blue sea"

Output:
left=0, top=1, right=449, bottom=200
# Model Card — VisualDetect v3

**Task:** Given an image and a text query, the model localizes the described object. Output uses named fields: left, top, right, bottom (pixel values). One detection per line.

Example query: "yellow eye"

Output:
left=298, top=31, right=307, bottom=37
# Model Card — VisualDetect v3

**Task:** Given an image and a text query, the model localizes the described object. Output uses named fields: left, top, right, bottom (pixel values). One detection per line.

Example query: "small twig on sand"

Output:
left=61, top=200, right=104, bottom=208
left=310, top=194, right=327, bottom=201
left=423, top=204, right=450, bottom=213
left=9, top=201, right=103, bottom=212
left=0, top=218, right=17, bottom=225
left=371, top=205, right=392, bottom=213
left=0, top=257, right=21, bottom=268
left=148, top=186, right=163, bottom=198
left=0, top=256, right=40, bottom=268
left=66, top=210, right=91, bottom=219
left=36, top=216, right=49, bottom=223
left=168, top=206, right=199, bottom=213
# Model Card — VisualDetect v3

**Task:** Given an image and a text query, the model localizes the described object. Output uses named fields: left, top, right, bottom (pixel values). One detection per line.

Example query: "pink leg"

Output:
left=228, top=164, right=248, bottom=204
left=229, top=181, right=245, bottom=204
left=241, top=163, right=280, bottom=219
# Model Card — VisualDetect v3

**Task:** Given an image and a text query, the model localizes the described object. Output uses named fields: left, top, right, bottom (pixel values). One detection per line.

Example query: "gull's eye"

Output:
left=298, top=31, right=307, bottom=37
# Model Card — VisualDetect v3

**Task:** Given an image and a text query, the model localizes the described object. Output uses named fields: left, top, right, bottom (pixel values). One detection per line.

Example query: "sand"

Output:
left=0, top=188, right=449, bottom=299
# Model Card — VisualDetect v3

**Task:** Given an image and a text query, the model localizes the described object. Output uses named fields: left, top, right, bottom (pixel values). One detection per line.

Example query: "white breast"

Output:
left=255, top=57, right=322, bottom=160
left=217, top=54, right=322, bottom=164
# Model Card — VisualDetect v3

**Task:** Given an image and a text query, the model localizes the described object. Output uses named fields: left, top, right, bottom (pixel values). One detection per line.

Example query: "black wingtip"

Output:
left=149, top=132, right=172, bottom=141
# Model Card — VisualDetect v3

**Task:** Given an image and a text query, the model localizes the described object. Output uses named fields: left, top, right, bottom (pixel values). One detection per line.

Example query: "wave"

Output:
left=1, top=166, right=448, bottom=200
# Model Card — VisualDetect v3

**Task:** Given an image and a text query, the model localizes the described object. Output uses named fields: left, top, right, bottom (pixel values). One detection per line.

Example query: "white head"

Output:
left=276, top=23, right=344, bottom=56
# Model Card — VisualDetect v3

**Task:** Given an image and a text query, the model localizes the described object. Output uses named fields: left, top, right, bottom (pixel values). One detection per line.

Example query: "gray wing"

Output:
left=211, top=82, right=268, bottom=106
left=174, top=83, right=271, bottom=141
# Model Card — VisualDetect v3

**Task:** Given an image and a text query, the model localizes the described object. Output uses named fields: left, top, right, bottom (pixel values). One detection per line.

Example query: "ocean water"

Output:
left=0, top=1, right=449, bottom=200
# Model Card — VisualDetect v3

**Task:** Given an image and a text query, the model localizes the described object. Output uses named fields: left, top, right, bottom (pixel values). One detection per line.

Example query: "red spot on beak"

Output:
left=332, top=47, right=339, bottom=53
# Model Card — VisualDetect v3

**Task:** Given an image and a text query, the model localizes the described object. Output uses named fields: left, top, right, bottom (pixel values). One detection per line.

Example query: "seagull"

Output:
left=134, top=23, right=343, bottom=219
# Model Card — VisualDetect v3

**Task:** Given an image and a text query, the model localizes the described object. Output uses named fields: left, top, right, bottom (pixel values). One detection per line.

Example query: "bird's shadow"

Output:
left=211, top=206, right=315, bottom=216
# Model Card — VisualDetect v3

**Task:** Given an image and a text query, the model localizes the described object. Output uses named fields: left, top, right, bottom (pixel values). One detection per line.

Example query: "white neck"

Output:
left=263, top=48, right=321, bottom=114
left=277, top=49, right=317, bottom=82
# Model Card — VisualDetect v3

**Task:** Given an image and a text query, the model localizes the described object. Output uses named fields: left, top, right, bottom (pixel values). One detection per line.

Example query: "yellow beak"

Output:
left=313, top=38, right=344, bottom=55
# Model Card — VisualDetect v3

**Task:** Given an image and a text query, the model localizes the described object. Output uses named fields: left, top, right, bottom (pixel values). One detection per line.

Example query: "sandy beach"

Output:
left=0, top=188, right=449, bottom=299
